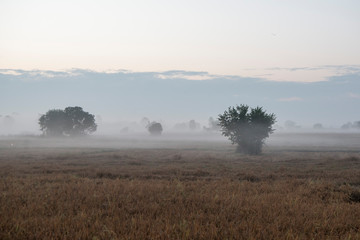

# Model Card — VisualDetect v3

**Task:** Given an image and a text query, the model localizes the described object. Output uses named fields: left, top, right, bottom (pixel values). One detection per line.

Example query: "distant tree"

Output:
left=120, top=127, right=129, bottom=134
left=147, top=121, right=163, bottom=135
left=140, top=117, right=150, bottom=127
left=189, top=119, right=201, bottom=130
left=341, top=122, right=353, bottom=130
left=218, top=105, right=276, bottom=155
left=203, top=117, right=220, bottom=132
left=313, top=123, right=323, bottom=129
left=284, top=120, right=300, bottom=129
left=189, top=120, right=197, bottom=130
left=39, top=106, right=97, bottom=137
left=342, top=121, right=360, bottom=130
left=3, top=115, right=15, bottom=127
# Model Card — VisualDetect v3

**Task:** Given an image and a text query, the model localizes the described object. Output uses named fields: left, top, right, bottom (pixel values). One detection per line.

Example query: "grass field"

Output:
left=1, top=133, right=360, bottom=239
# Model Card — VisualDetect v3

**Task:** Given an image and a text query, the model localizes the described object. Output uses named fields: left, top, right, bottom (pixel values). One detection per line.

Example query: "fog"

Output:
left=1, top=112, right=359, bottom=135
left=1, top=114, right=360, bottom=152
left=1, top=103, right=360, bottom=152
left=1, top=69, right=360, bottom=150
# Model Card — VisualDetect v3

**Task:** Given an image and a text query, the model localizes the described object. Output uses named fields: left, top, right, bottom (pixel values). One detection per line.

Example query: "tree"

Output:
left=147, top=121, right=163, bottom=135
left=204, top=117, right=220, bottom=132
left=189, top=120, right=200, bottom=130
left=39, top=109, right=68, bottom=136
left=140, top=117, right=150, bottom=127
left=341, top=122, right=353, bottom=130
left=218, top=105, right=276, bottom=154
left=313, top=123, right=323, bottom=129
left=284, top=120, right=300, bottom=129
left=341, top=121, right=360, bottom=130
left=39, top=106, right=97, bottom=137
left=189, top=120, right=197, bottom=130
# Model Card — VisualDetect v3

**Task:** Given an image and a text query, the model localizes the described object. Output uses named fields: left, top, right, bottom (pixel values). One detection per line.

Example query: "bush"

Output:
left=147, top=122, right=163, bottom=135
left=218, top=105, right=276, bottom=154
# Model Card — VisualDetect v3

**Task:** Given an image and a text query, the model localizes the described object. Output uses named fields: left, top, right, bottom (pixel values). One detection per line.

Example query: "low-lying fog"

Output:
left=1, top=69, right=360, bottom=150
left=1, top=129, right=360, bottom=152
left=1, top=113, right=359, bottom=135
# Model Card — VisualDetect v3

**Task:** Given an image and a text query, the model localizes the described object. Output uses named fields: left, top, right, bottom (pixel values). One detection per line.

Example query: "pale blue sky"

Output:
left=1, top=0, right=360, bottom=81
left=1, top=69, right=360, bottom=132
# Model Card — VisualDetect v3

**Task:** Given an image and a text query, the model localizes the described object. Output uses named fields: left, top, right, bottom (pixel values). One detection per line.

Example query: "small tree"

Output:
left=218, top=105, right=276, bottom=154
left=147, top=121, right=163, bottom=135
left=189, top=120, right=197, bottom=130
left=313, top=123, right=323, bottom=129
left=39, top=106, right=97, bottom=137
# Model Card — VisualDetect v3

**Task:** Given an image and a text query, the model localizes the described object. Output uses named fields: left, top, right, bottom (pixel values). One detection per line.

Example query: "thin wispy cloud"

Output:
left=348, top=92, right=360, bottom=99
left=157, top=71, right=216, bottom=81
left=250, top=65, right=360, bottom=82
left=157, top=74, right=215, bottom=81
left=2, top=66, right=359, bottom=83
left=0, top=70, right=23, bottom=76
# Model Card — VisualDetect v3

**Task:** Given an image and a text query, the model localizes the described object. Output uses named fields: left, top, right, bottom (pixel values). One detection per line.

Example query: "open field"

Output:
left=1, top=133, right=360, bottom=239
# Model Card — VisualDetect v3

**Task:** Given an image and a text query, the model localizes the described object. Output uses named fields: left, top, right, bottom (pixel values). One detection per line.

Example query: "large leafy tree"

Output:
left=39, top=109, right=68, bottom=137
left=39, top=106, right=97, bottom=137
left=218, top=105, right=276, bottom=154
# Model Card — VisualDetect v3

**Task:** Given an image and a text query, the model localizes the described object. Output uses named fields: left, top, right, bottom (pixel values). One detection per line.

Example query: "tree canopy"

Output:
left=218, top=105, right=276, bottom=154
left=39, top=106, right=97, bottom=137
left=147, top=121, right=163, bottom=135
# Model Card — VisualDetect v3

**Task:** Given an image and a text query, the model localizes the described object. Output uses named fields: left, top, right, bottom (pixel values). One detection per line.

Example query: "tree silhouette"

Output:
left=39, top=109, right=68, bottom=136
left=218, top=105, right=276, bottom=154
left=147, top=121, right=163, bottom=136
left=39, top=106, right=97, bottom=137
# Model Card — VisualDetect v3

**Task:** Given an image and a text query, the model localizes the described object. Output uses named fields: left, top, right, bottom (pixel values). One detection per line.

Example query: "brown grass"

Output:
left=1, top=142, right=360, bottom=239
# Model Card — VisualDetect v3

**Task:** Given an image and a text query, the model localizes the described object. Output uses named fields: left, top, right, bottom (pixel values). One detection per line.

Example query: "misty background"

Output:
left=1, top=68, right=359, bottom=136
left=1, top=1, right=360, bottom=137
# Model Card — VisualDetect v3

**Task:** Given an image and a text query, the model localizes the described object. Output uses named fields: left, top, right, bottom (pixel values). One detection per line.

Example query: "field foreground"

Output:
left=1, top=136, right=360, bottom=239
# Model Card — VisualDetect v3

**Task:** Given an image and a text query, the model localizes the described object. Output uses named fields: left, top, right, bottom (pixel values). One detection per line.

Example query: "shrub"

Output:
left=218, top=105, right=276, bottom=154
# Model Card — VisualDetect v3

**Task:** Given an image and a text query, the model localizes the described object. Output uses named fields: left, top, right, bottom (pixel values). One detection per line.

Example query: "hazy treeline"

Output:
left=1, top=113, right=360, bottom=136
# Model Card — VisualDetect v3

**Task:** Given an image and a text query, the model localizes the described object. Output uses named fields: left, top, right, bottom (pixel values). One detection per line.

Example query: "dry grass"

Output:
left=1, top=139, right=360, bottom=239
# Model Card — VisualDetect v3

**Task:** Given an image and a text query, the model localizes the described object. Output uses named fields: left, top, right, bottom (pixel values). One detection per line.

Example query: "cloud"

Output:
left=0, top=69, right=83, bottom=81
left=157, top=71, right=216, bottom=80
left=348, top=92, right=360, bottom=99
left=254, top=65, right=360, bottom=82
left=268, top=65, right=360, bottom=74
left=277, top=97, right=303, bottom=102
left=0, top=70, right=23, bottom=76
left=2, top=66, right=360, bottom=84
left=27, top=70, right=83, bottom=78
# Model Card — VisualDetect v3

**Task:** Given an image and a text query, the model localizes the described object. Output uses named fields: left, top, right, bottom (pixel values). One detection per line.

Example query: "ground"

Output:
left=0, top=133, right=360, bottom=239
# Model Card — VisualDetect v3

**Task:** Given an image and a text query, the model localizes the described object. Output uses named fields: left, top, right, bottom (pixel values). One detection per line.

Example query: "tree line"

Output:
left=39, top=105, right=276, bottom=154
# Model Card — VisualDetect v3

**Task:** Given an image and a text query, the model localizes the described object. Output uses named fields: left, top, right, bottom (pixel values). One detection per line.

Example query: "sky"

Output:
left=1, top=69, right=360, bottom=135
left=1, top=1, right=360, bottom=134
left=1, top=0, right=360, bottom=81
